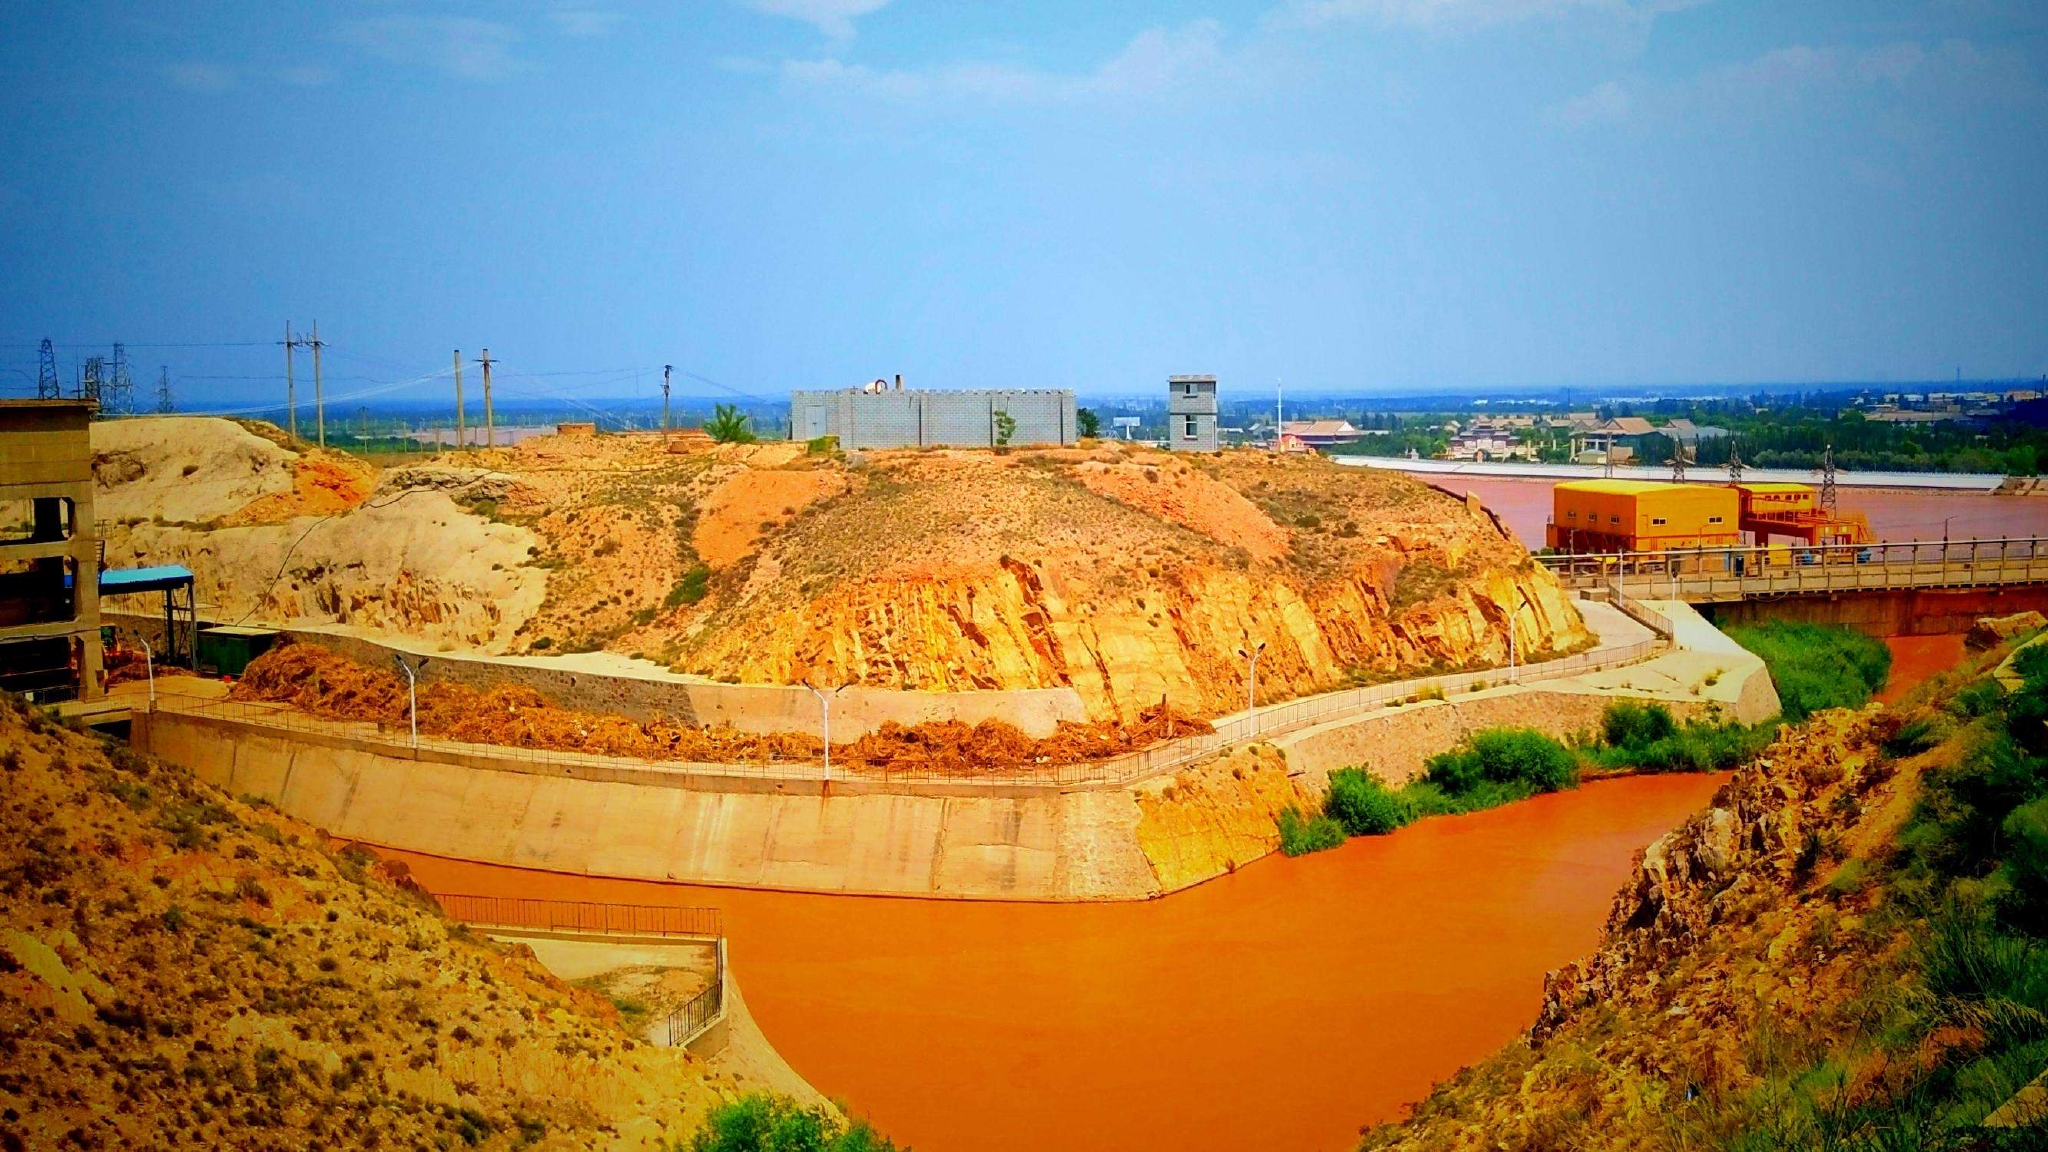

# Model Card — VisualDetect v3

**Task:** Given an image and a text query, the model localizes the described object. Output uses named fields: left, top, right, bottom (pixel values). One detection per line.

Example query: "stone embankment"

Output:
left=133, top=601, right=1774, bottom=902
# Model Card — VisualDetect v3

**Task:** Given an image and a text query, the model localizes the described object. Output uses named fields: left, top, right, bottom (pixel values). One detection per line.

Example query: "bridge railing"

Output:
left=1540, top=536, right=2048, bottom=597
left=434, top=893, right=723, bottom=939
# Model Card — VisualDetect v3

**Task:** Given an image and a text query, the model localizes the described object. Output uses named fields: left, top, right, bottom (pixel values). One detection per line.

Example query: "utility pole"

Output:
left=36, top=339, right=59, bottom=400
left=477, top=348, right=495, bottom=449
left=155, top=366, right=172, bottom=413
left=306, top=320, right=326, bottom=447
left=281, top=322, right=300, bottom=438
left=1275, top=379, right=1283, bottom=449
left=452, top=350, right=466, bottom=450
left=662, top=364, right=672, bottom=437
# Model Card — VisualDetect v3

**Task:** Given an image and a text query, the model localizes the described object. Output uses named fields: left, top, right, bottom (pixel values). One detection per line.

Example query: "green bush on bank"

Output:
left=1277, top=806, right=1348, bottom=856
left=1725, top=620, right=1893, bottom=721
left=1424, top=728, right=1579, bottom=795
left=1593, top=699, right=1775, bottom=773
left=685, top=1094, right=897, bottom=1152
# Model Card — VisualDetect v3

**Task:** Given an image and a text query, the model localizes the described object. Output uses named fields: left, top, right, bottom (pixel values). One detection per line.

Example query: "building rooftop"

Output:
left=1556, top=479, right=1727, bottom=495
left=0, top=399, right=96, bottom=411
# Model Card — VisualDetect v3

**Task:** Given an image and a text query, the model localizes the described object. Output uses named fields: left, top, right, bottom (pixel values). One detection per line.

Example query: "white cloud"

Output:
left=548, top=10, right=627, bottom=39
left=1279, top=0, right=1703, bottom=32
left=745, top=0, right=893, bottom=41
left=782, top=19, right=1228, bottom=103
left=1551, top=78, right=1631, bottom=125
left=163, top=62, right=237, bottom=92
left=339, top=16, right=528, bottom=81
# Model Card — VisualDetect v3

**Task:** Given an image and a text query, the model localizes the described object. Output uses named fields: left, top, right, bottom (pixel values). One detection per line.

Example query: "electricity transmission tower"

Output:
left=1670, top=443, right=1688, bottom=483
left=156, top=366, right=173, bottom=413
left=1820, top=444, right=1838, bottom=513
left=662, top=364, right=673, bottom=436
left=1726, top=439, right=1743, bottom=485
left=106, top=343, right=134, bottom=414
left=78, top=356, right=105, bottom=405
left=36, top=339, right=59, bottom=400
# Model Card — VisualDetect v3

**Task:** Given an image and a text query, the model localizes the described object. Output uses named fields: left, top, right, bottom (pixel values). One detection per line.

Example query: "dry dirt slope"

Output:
left=93, top=418, right=1588, bottom=721
left=0, top=693, right=737, bottom=1150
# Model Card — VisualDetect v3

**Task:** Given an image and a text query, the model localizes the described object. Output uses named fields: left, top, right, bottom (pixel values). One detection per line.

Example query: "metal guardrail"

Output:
left=667, top=938, right=727, bottom=1048
left=136, top=600, right=1669, bottom=790
left=1540, top=536, right=2048, bottom=601
left=433, top=893, right=722, bottom=938
left=429, top=892, right=728, bottom=1049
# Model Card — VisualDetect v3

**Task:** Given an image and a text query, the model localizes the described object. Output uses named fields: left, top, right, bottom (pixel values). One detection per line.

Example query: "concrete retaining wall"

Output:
left=137, top=708, right=1162, bottom=901
left=788, top=389, right=1077, bottom=450
left=104, top=610, right=1089, bottom=740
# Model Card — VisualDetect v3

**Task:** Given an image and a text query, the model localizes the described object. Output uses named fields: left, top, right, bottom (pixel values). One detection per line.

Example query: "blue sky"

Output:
left=1, top=1, right=2044, bottom=410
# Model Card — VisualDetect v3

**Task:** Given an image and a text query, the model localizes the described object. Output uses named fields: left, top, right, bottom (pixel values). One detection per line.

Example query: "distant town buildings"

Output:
left=1279, top=419, right=1366, bottom=449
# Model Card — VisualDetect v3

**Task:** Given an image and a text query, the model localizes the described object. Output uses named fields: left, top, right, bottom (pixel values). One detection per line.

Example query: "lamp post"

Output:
left=134, top=633, right=154, bottom=706
left=1240, top=641, right=1267, bottom=734
left=804, top=679, right=849, bottom=781
left=391, top=655, right=423, bottom=750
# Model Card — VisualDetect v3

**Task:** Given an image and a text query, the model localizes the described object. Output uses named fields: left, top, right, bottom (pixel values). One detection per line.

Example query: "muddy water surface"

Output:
left=1879, top=633, right=1969, bottom=704
left=390, top=773, right=1723, bottom=1152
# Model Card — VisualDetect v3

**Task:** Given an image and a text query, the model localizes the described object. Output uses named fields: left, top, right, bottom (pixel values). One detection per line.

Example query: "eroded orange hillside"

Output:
left=94, top=418, right=1589, bottom=721
left=650, top=444, right=1589, bottom=721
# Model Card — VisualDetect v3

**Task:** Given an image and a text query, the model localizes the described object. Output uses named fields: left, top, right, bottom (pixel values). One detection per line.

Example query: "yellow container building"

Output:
left=1548, top=479, right=1743, bottom=554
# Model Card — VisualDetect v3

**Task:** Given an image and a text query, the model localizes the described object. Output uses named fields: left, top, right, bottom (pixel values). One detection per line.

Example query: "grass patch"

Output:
left=1726, top=620, right=1892, bottom=722
left=1276, top=806, right=1348, bottom=856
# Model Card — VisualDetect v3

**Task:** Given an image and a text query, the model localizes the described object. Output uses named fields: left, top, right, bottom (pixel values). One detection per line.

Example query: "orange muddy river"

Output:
left=388, top=773, right=1725, bottom=1152
left=1879, top=633, right=1968, bottom=704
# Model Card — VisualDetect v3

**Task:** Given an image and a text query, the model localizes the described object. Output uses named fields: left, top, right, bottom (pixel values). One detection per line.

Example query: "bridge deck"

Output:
left=1540, top=537, right=2048, bottom=602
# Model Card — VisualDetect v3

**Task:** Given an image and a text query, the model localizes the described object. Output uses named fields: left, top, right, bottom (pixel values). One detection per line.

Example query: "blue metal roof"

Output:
left=97, top=565, right=196, bottom=594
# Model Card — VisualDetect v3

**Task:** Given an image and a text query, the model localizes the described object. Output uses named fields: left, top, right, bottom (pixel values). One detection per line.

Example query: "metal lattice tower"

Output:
left=156, top=365, right=174, bottom=413
left=36, top=339, right=60, bottom=400
left=78, top=356, right=105, bottom=405
left=1726, top=439, right=1743, bottom=485
left=1820, top=444, right=1838, bottom=513
left=1670, top=443, right=1688, bottom=483
left=106, top=343, right=134, bottom=414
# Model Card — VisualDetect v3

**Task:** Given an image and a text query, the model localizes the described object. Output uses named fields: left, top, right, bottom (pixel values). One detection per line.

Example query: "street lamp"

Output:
left=391, top=655, right=425, bottom=749
left=803, top=679, right=850, bottom=781
left=132, top=632, right=155, bottom=706
left=1238, top=641, right=1267, bottom=734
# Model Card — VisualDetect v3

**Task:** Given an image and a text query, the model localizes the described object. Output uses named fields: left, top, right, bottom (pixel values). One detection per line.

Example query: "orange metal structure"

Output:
left=1734, top=482, right=1873, bottom=547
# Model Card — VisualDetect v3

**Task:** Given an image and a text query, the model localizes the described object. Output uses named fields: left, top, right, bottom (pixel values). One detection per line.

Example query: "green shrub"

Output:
left=804, top=434, right=840, bottom=455
left=1425, top=728, right=1578, bottom=796
left=704, top=404, right=756, bottom=444
left=689, top=1093, right=898, bottom=1152
left=1276, top=806, right=1347, bottom=856
left=1601, top=701, right=1676, bottom=750
left=1324, top=768, right=1411, bottom=836
left=1725, top=621, right=1892, bottom=722
left=665, top=564, right=712, bottom=609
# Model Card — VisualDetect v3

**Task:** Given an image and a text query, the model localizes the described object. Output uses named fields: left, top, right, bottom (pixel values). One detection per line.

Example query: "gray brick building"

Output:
left=789, top=386, right=1077, bottom=450
left=1166, top=375, right=1219, bottom=452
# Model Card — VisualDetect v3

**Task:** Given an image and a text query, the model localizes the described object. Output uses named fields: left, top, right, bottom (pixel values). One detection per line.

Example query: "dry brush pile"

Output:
left=232, top=642, right=1209, bottom=775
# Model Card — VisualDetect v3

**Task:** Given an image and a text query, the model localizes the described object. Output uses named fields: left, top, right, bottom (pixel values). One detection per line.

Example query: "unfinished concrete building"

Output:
left=0, top=400, right=102, bottom=700
left=1166, top=375, right=1219, bottom=452
left=789, top=380, right=1077, bottom=450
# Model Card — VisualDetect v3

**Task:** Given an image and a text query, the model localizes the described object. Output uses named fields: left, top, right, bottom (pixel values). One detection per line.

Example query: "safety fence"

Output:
left=137, top=607, right=1670, bottom=791
left=667, top=939, right=728, bottom=1049
left=429, top=892, right=728, bottom=1049
left=433, top=893, right=722, bottom=939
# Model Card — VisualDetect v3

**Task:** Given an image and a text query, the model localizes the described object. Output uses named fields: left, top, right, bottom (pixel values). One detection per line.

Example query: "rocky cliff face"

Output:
left=674, top=448, right=1590, bottom=721
left=0, top=693, right=733, bottom=1149
left=1359, top=702, right=1930, bottom=1151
